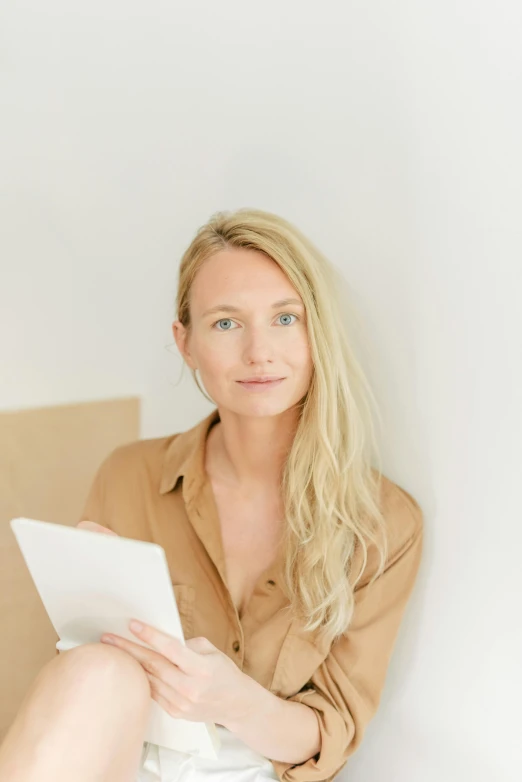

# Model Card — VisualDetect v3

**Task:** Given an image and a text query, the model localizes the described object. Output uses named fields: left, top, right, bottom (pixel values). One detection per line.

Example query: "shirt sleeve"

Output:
left=270, top=482, right=424, bottom=782
left=77, top=451, right=117, bottom=529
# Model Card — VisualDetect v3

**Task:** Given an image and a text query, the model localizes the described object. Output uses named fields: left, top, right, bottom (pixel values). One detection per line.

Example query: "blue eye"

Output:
left=215, top=318, right=236, bottom=330
left=277, top=313, right=297, bottom=326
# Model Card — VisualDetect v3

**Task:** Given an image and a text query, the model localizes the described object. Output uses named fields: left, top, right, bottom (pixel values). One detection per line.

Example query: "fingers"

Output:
left=127, top=622, right=199, bottom=675
left=149, top=679, right=193, bottom=719
left=76, top=520, right=118, bottom=536
left=102, top=622, right=198, bottom=676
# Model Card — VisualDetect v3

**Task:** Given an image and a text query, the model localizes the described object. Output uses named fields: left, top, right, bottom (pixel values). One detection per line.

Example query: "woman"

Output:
left=0, top=208, right=423, bottom=782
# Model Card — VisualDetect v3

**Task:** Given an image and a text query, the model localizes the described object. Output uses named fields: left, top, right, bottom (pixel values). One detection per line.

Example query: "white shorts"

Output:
left=136, top=725, right=279, bottom=782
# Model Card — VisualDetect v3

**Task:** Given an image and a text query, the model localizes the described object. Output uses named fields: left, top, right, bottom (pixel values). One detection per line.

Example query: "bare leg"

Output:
left=0, top=643, right=152, bottom=782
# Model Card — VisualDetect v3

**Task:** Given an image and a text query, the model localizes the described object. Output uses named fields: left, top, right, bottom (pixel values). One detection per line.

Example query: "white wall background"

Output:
left=1, top=2, right=521, bottom=780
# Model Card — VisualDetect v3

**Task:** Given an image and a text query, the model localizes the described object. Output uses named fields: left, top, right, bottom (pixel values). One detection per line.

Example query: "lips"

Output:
left=237, top=376, right=284, bottom=383
left=236, top=377, right=285, bottom=391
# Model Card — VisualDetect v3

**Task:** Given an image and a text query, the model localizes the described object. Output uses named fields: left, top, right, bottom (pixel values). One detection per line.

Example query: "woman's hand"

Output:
left=100, top=621, right=254, bottom=728
left=76, top=520, right=118, bottom=536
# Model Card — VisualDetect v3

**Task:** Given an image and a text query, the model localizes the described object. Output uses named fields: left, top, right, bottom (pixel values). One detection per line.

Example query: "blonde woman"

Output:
left=0, top=208, right=423, bottom=782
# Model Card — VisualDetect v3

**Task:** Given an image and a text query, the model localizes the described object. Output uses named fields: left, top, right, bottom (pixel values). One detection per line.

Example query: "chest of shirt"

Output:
left=102, top=474, right=332, bottom=699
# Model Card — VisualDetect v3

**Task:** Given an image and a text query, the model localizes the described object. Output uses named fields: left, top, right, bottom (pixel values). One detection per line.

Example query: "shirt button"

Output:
left=232, top=640, right=241, bottom=653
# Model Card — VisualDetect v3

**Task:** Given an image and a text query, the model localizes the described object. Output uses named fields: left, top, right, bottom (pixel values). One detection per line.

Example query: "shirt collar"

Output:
left=159, top=408, right=220, bottom=495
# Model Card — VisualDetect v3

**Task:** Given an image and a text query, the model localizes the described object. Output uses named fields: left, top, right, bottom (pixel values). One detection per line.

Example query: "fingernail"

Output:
left=130, top=620, right=144, bottom=633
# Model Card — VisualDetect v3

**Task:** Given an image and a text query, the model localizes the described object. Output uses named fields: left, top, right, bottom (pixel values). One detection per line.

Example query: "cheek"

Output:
left=288, top=332, right=313, bottom=369
left=194, top=336, right=236, bottom=378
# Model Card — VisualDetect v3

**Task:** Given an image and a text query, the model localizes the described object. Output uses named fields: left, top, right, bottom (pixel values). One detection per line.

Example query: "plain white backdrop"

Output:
left=1, top=2, right=521, bottom=780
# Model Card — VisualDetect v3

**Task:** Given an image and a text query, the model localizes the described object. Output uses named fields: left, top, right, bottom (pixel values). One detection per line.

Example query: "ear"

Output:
left=172, top=320, right=197, bottom=370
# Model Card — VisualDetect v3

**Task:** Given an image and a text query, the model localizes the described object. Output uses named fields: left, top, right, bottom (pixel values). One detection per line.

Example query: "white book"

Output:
left=10, top=517, right=221, bottom=760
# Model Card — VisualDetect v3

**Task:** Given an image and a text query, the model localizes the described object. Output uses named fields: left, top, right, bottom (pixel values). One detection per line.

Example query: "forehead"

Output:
left=189, top=248, right=301, bottom=312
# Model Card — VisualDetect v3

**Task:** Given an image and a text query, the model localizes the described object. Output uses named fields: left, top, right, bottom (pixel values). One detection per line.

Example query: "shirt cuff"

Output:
left=269, top=688, right=355, bottom=782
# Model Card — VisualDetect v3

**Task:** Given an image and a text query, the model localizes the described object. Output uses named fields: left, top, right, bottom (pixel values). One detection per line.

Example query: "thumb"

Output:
left=76, top=520, right=118, bottom=536
left=185, top=636, right=217, bottom=655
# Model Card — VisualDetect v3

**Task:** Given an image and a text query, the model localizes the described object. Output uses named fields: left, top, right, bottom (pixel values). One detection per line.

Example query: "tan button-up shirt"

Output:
left=79, top=408, right=423, bottom=782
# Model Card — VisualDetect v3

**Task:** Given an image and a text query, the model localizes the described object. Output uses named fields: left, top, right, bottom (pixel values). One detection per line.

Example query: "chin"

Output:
left=231, top=396, right=299, bottom=419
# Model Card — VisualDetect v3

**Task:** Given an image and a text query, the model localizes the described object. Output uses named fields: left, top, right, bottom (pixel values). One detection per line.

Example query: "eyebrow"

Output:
left=201, top=298, right=304, bottom=317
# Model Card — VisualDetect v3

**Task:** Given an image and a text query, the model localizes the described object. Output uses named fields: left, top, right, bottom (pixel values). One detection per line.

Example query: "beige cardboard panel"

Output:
left=0, top=397, right=140, bottom=739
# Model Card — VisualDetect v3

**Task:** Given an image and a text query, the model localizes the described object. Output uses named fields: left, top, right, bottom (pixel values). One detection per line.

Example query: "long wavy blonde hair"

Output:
left=175, top=207, right=388, bottom=644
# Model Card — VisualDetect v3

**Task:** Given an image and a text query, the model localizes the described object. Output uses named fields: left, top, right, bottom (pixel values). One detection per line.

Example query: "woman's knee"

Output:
left=49, top=642, right=151, bottom=708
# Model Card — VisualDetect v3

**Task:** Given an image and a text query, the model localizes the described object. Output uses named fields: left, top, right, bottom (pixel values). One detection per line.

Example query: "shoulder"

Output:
left=351, top=471, right=424, bottom=588
left=90, top=410, right=217, bottom=495
left=93, top=434, right=181, bottom=489
left=378, top=473, right=424, bottom=561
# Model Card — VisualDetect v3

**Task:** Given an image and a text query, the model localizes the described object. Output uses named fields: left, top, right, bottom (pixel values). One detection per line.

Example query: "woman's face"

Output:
left=173, top=248, right=314, bottom=418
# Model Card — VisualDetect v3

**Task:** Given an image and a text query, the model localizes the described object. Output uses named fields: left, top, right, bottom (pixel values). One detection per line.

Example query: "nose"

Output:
left=241, top=325, right=274, bottom=365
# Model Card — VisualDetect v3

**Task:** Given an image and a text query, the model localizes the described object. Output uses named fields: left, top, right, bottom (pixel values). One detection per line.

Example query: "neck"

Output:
left=205, top=407, right=300, bottom=489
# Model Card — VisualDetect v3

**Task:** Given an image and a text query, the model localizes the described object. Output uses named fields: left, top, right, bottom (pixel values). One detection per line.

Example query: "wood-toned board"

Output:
left=0, top=397, right=140, bottom=739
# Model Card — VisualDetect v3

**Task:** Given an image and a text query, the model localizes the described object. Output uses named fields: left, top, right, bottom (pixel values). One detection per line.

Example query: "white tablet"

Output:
left=10, top=517, right=220, bottom=759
